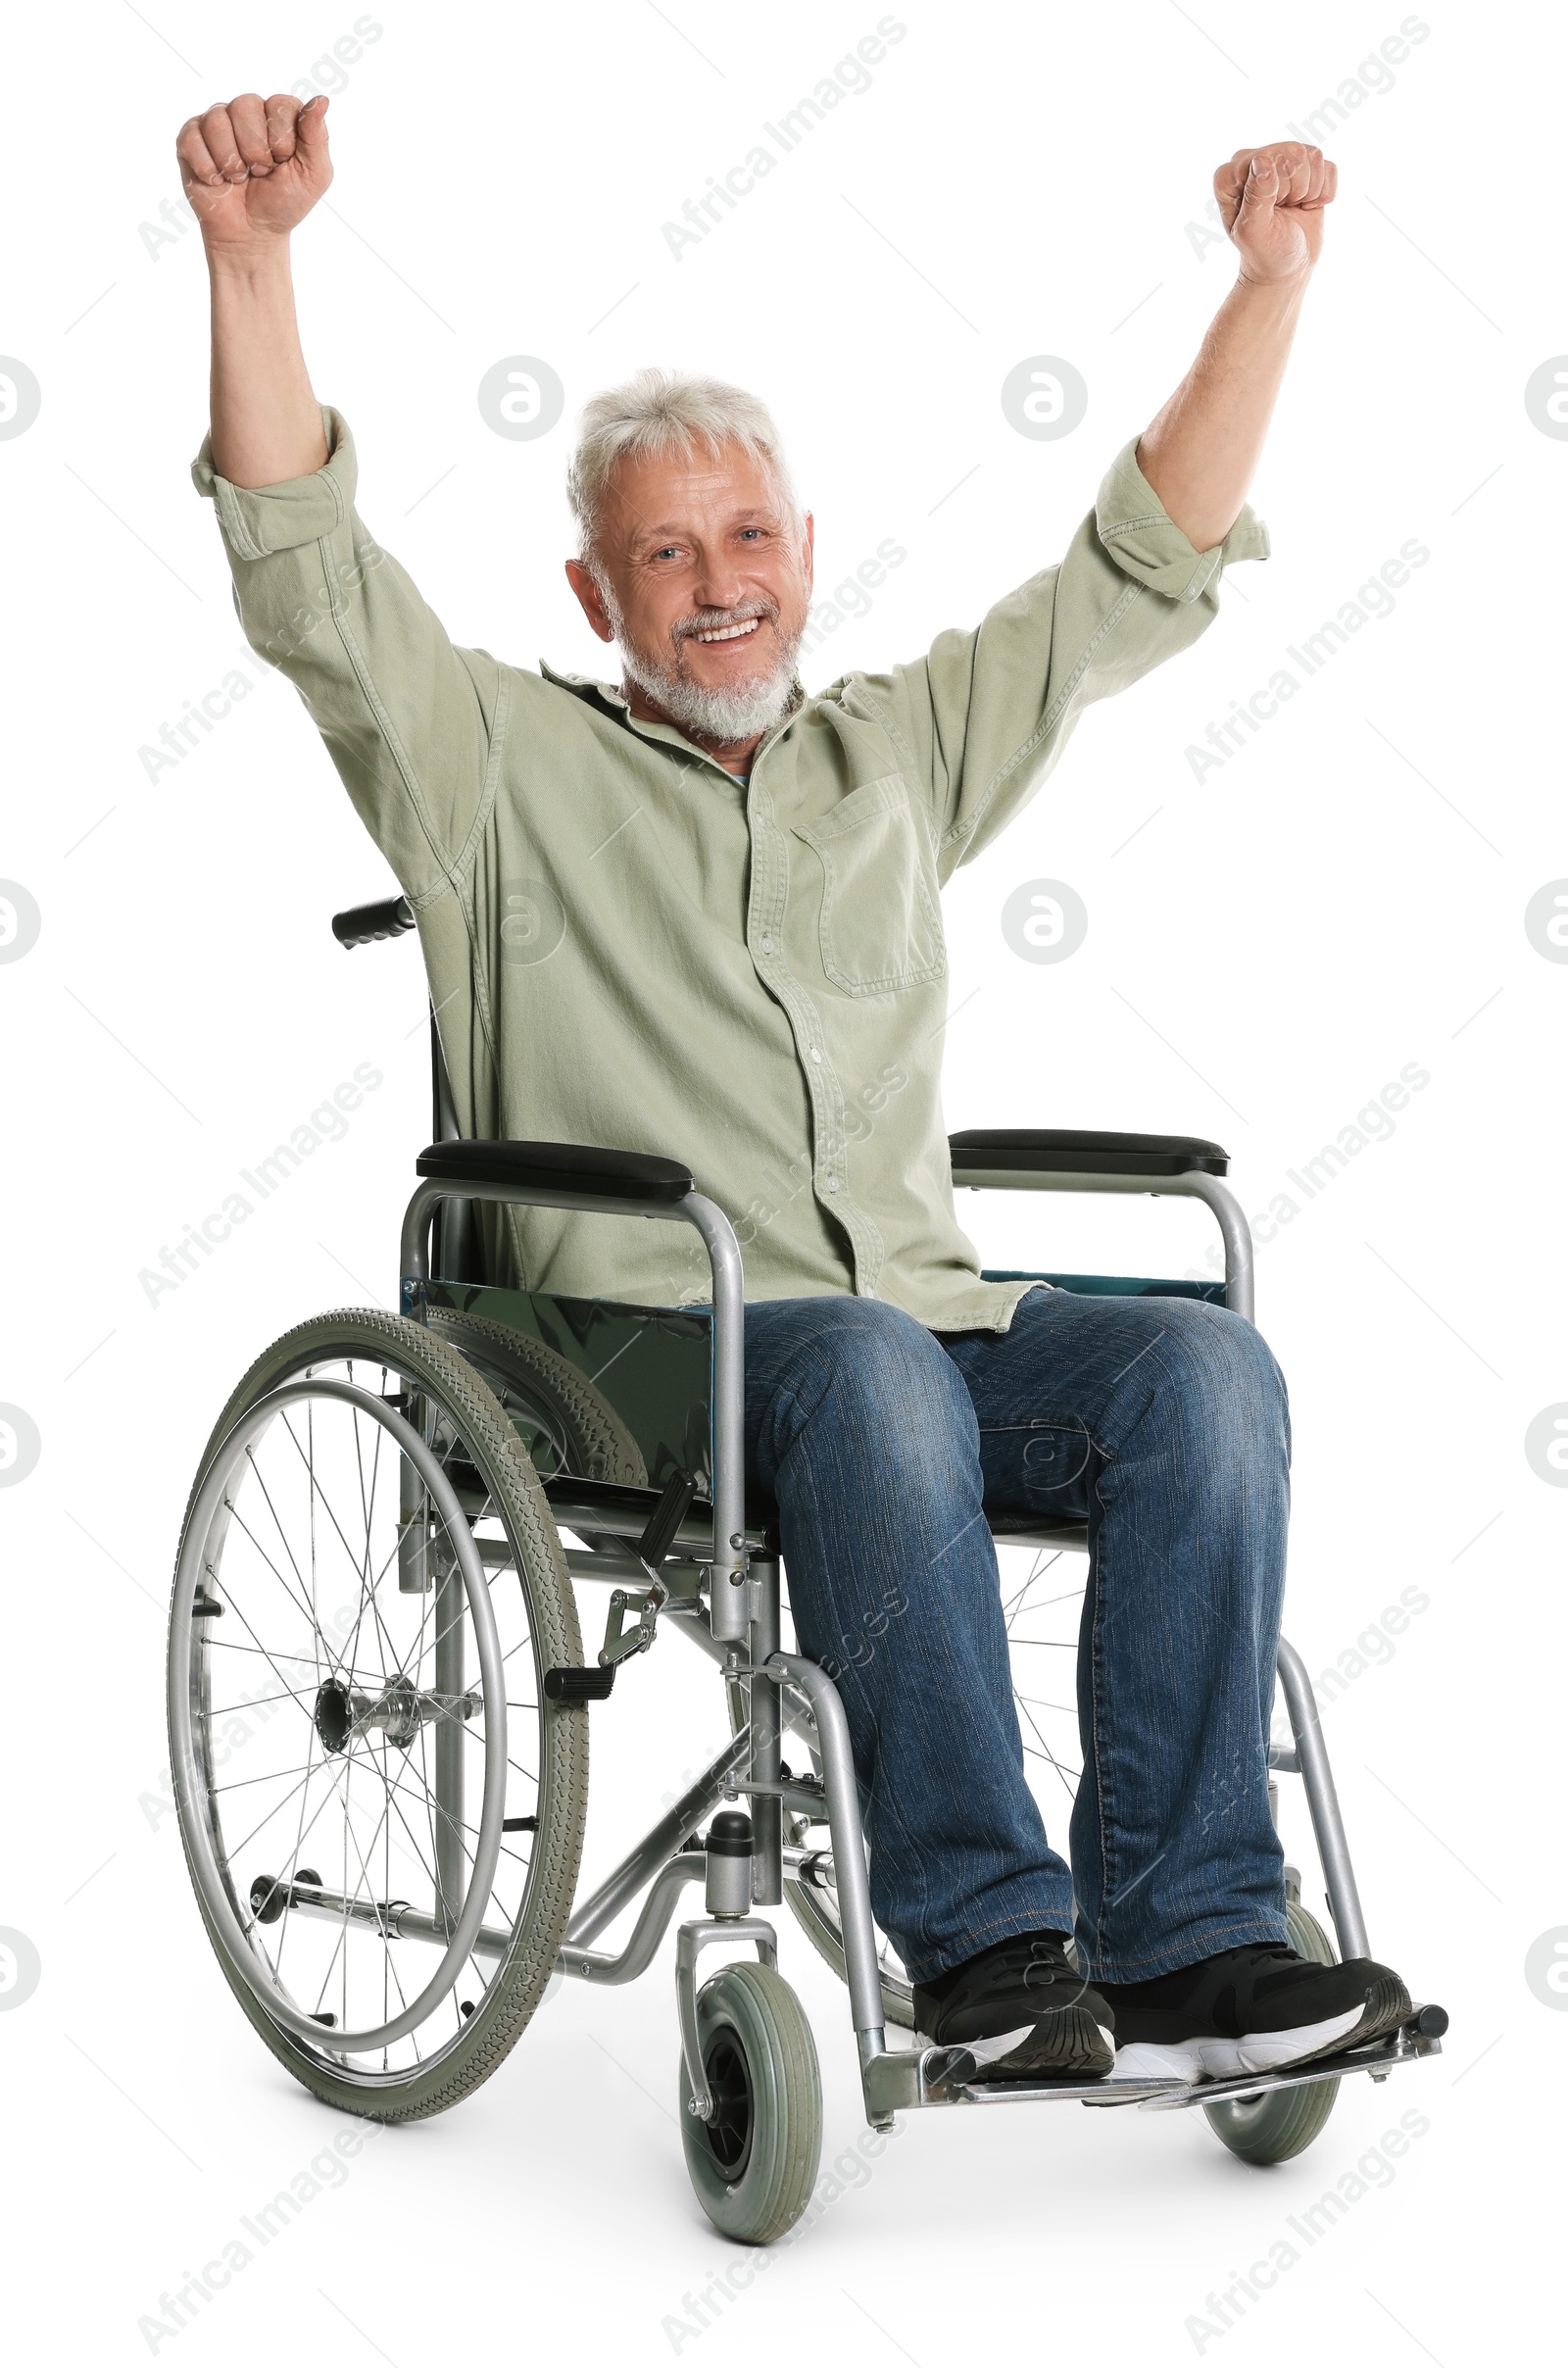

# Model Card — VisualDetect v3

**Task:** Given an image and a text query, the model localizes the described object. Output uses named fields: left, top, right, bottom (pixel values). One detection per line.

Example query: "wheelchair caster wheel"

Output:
left=1202, top=1901, right=1341, bottom=2165
left=679, top=1963, right=821, bottom=2245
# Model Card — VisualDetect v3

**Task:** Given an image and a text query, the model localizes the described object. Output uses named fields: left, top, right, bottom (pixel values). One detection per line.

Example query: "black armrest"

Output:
left=949, top=1128, right=1229, bottom=1179
left=416, top=1140, right=695, bottom=1205
left=332, top=894, right=416, bottom=950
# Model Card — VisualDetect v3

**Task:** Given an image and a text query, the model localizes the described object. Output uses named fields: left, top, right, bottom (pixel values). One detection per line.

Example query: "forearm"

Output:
left=1137, top=271, right=1311, bottom=553
left=208, top=239, right=326, bottom=488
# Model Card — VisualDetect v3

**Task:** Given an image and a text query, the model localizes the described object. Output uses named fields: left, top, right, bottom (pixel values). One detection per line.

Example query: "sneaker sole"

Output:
left=946, top=2006, right=1116, bottom=2082
left=1113, top=1975, right=1412, bottom=2083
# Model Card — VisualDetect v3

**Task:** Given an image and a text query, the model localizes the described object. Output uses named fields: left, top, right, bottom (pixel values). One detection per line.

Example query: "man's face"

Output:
left=565, top=439, right=814, bottom=751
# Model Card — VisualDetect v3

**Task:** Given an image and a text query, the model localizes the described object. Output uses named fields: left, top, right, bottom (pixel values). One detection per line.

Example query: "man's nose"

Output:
left=690, top=553, right=746, bottom=612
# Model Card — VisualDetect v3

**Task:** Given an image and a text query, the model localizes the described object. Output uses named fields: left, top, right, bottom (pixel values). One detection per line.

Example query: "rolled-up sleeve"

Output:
left=191, top=407, right=503, bottom=902
left=871, top=438, right=1268, bottom=877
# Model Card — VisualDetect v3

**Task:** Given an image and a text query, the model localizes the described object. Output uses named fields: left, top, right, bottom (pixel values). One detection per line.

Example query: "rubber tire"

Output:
left=423, top=1307, right=648, bottom=1487
left=679, top=1964, right=822, bottom=2244
left=1202, top=1901, right=1341, bottom=2165
left=171, top=1307, right=589, bottom=2121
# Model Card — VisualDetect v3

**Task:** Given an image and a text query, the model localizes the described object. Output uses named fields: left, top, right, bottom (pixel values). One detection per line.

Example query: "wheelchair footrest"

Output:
left=544, top=1665, right=616, bottom=1702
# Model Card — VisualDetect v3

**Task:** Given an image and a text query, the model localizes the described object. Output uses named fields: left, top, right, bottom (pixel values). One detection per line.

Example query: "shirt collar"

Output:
left=538, top=658, right=808, bottom=780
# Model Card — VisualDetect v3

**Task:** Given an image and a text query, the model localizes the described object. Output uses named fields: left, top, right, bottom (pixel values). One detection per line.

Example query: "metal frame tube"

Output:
left=767, top=1652, right=886, bottom=2070
left=677, top=1916, right=779, bottom=2122
left=748, top=1562, right=783, bottom=1905
left=558, top=1856, right=708, bottom=1985
left=564, top=1728, right=753, bottom=1949
left=257, top=1876, right=505, bottom=1962
left=679, top=1193, right=749, bottom=1633
left=1184, top=1173, right=1254, bottom=1323
left=400, top=1175, right=749, bottom=1628
left=432, top=1541, right=465, bottom=1935
left=948, top=1165, right=1254, bottom=1323
left=1276, top=1636, right=1370, bottom=1960
left=271, top=1856, right=710, bottom=1984
left=397, top=1452, right=429, bottom=1594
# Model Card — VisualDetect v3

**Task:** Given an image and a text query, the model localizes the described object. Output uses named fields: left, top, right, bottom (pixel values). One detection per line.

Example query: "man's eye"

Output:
left=650, top=546, right=679, bottom=562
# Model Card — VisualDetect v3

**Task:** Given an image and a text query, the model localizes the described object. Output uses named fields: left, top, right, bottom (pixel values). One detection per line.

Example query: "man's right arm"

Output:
left=178, top=93, right=333, bottom=485
left=181, top=93, right=501, bottom=903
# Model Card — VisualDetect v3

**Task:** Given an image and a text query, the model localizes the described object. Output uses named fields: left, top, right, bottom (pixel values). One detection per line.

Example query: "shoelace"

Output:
left=1020, top=1946, right=1083, bottom=1993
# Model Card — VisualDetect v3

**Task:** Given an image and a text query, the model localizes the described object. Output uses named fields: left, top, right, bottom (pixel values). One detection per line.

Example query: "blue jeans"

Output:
left=743, top=1287, right=1292, bottom=1985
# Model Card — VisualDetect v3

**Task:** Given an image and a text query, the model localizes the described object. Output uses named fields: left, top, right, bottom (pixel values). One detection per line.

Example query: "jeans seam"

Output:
left=1085, top=1463, right=1117, bottom=1960
left=908, top=1900, right=1076, bottom=1986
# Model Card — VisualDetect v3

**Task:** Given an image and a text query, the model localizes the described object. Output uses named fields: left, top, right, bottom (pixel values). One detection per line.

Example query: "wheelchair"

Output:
left=166, top=888, right=1446, bottom=2243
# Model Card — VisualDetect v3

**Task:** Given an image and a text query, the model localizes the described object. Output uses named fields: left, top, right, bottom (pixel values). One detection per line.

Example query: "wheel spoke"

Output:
left=344, top=1527, right=411, bottom=1692
left=211, top=1758, right=324, bottom=1798
left=1006, top=1582, right=1084, bottom=1624
left=277, top=1409, right=404, bottom=1669
left=274, top=1716, right=321, bottom=1983
left=227, top=1748, right=353, bottom=1887
left=1012, top=1685, right=1079, bottom=1798
left=224, top=1489, right=340, bottom=1670
left=204, top=1681, right=321, bottom=1716
left=203, top=1589, right=330, bottom=1733
left=343, top=1407, right=397, bottom=1693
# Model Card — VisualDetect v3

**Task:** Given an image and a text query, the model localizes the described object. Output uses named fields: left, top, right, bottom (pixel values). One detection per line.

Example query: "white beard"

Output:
left=604, top=588, right=806, bottom=747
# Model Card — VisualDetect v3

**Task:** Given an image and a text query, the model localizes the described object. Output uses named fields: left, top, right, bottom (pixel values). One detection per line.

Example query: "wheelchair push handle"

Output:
left=332, top=893, right=416, bottom=950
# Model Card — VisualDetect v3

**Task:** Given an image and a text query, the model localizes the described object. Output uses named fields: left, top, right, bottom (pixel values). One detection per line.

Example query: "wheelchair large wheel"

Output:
left=679, top=1963, right=822, bottom=2244
left=1202, top=1902, right=1341, bottom=2165
left=169, top=1308, right=587, bottom=2118
left=423, top=1307, right=647, bottom=1486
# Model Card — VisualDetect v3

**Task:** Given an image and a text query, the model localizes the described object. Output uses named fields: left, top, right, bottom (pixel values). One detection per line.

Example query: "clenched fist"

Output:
left=1216, top=142, right=1337, bottom=284
left=176, top=93, right=333, bottom=249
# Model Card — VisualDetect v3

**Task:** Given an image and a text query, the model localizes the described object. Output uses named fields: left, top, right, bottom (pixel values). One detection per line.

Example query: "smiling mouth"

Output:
left=689, top=617, right=763, bottom=645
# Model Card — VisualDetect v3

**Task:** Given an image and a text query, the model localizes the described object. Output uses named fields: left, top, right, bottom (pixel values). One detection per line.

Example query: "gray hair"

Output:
left=566, top=368, right=801, bottom=562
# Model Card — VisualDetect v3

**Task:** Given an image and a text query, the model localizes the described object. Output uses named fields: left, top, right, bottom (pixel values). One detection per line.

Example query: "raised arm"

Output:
left=1137, top=141, right=1337, bottom=553
left=177, top=92, right=335, bottom=486
left=179, top=88, right=503, bottom=913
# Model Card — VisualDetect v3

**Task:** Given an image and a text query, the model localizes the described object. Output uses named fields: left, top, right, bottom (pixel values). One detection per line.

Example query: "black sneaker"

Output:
left=910, top=1933, right=1115, bottom=2080
left=1099, top=1942, right=1412, bottom=2081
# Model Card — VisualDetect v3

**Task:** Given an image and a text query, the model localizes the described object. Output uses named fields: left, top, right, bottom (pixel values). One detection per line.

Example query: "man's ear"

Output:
left=802, top=511, right=814, bottom=598
left=564, top=557, right=615, bottom=644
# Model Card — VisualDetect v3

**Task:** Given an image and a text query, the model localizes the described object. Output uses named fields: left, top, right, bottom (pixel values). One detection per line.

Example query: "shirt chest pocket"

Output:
left=792, top=776, right=947, bottom=996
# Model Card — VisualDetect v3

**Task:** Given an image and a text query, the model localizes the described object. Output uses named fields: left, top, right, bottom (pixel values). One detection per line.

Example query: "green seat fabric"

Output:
left=982, top=1271, right=1229, bottom=1304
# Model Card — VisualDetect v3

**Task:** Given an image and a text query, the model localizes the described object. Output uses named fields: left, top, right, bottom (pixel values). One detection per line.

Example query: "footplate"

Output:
left=1132, top=2010, right=1445, bottom=2112
left=862, top=2007, right=1446, bottom=2119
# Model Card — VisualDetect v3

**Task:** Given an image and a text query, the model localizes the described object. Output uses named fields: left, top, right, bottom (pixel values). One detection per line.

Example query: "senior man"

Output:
left=182, top=91, right=1410, bottom=2084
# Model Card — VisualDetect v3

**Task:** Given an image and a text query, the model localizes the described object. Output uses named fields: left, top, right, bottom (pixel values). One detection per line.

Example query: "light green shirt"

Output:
left=192, top=411, right=1265, bottom=1330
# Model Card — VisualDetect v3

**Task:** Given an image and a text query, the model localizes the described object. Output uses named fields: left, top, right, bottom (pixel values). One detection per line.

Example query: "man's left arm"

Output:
left=1137, top=142, right=1335, bottom=551
left=871, top=142, right=1334, bottom=874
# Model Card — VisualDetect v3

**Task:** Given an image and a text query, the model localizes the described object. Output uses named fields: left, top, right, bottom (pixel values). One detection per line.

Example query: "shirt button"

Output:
left=823, top=1177, right=839, bottom=1193
left=760, top=934, right=774, bottom=955
left=808, top=1047, right=822, bottom=1063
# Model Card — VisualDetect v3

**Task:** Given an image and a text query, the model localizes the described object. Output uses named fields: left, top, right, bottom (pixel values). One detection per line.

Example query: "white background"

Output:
left=1, top=1, right=1560, bottom=2360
